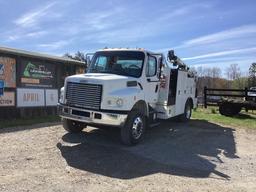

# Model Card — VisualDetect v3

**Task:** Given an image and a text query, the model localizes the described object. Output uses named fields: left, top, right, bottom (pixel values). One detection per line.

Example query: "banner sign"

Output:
left=17, top=88, right=45, bottom=107
left=45, top=89, right=58, bottom=106
left=0, top=57, right=16, bottom=88
left=0, top=91, right=15, bottom=107
left=20, top=60, right=56, bottom=88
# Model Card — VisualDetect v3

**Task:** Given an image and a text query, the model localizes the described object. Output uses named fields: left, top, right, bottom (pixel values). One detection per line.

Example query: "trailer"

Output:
left=204, top=87, right=256, bottom=116
left=58, top=49, right=197, bottom=145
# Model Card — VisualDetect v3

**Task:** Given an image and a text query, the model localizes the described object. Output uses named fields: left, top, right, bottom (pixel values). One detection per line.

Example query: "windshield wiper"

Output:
left=90, top=68, right=98, bottom=73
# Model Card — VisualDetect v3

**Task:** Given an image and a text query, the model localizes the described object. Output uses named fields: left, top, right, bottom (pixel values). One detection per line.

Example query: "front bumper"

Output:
left=58, top=104, right=128, bottom=127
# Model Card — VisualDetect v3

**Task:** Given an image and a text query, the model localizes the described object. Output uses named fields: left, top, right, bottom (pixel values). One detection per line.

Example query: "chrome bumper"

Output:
left=58, top=104, right=128, bottom=127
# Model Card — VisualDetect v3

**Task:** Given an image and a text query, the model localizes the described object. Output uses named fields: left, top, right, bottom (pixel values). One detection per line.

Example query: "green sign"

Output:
left=20, top=59, right=56, bottom=88
left=23, top=62, right=53, bottom=79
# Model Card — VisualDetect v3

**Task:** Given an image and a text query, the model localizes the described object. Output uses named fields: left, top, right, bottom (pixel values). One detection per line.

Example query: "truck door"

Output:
left=144, top=55, right=159, bottom=107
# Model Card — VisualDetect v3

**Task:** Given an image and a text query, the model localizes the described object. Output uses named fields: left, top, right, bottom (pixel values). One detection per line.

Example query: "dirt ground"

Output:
left=0, top=119, right=256, bottom=192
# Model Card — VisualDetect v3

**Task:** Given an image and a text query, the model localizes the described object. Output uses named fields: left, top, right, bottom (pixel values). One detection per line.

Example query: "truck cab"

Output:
left=58, top=48, right=197, bottom=145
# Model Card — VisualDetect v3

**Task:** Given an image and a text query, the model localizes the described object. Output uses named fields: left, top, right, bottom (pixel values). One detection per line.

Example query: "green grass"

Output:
left=0, top=115, right=60, bottom=129
left=192, top=107, right=256, bottom=129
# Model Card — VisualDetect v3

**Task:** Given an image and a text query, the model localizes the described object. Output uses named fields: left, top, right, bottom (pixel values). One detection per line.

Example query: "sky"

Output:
left=0, top=0, right=256, bottom=75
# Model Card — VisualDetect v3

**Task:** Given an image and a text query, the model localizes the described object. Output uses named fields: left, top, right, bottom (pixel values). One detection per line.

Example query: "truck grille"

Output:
left=66, top=82, right=102, bottom=110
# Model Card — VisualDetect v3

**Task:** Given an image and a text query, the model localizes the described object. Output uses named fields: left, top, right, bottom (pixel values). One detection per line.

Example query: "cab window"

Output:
left=146, top=56, right=157, bottom=77
left=94, top=56, right=107, bottom=71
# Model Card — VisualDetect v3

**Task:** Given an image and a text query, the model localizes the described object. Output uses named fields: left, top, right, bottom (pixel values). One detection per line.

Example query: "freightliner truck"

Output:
left=58, top=49, right=197, bottom=145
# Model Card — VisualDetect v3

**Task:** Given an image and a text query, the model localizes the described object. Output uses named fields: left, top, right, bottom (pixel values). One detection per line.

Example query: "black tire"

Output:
left=219, top=103, right=241, bottom=116
left=219, top=103, right=230, bottom=116
left=179, top=100, right=192, bottom=122
left=62, top=118, right=86, bottom=133
left=121, top=110, right=146, bottom=146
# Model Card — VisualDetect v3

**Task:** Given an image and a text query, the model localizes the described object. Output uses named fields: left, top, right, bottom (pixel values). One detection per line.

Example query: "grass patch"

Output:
left=0, top=115, right=60, bottom=129
left=192, top=107, right=256, bottom=129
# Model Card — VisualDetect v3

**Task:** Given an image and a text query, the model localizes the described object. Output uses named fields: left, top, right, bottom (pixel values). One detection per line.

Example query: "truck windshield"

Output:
left=88, top=51, right=145, bottom=78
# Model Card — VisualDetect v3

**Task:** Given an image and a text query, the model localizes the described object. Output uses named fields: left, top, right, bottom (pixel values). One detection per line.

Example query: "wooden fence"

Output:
left=204, top=87, right=256, bottom=108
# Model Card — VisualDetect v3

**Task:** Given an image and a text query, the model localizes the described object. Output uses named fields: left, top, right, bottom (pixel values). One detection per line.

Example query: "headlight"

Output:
left=116, top=98, right=124, bottom=107
left=107, top=97, right=124, bottom=108
left=59, top=87, right=64, bottom=104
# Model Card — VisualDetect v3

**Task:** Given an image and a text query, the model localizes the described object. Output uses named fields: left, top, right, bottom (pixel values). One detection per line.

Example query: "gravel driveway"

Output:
left=0, top=119, right=256, bottom=192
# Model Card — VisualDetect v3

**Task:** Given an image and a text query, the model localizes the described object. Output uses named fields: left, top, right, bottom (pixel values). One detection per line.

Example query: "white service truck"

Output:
left=58, top=49, right=197, bottom=145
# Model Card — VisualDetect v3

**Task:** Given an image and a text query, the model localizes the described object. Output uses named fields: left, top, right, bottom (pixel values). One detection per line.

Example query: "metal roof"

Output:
left=0, top=46, right=85, bottom=65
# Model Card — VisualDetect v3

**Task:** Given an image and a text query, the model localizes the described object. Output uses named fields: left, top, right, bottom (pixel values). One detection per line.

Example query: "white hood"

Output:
left=63, top=73, right=144, bottom=111
left=66, top=73, right=137, bottom=84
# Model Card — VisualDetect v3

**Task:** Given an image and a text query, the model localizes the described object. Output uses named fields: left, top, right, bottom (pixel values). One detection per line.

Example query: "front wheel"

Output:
left=62, top=118, right=86, bottom=133
left=121, top=110, right=146, bottom=146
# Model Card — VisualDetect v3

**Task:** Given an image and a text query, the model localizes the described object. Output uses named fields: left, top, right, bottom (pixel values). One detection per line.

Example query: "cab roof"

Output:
left=97, top=48, right=161, bottom=56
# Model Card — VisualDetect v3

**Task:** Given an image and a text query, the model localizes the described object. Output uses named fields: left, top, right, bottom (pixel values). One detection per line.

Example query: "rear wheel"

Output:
left=179, top=100, right=192, bottom=122
left=62, top=118, right=86, bottom=133
left=121, top=110, right=146, bottom=146
left=219, top=103, right=241, bottom=116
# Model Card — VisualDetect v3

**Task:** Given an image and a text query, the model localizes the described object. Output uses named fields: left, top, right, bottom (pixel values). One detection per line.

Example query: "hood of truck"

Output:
left=66, top=73, right=137, bottom=84
left=64, top=73, right=143, bottom=111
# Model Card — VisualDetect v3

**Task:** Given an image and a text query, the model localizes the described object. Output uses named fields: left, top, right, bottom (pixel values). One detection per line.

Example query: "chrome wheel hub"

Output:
left=132, top=117, right=143, bottom=139
left=186, top=106, right=191, bottom=119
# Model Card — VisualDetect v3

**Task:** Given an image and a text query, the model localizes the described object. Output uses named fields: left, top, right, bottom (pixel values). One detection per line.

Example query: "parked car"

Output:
left=248, top=87, right=256, bottom=102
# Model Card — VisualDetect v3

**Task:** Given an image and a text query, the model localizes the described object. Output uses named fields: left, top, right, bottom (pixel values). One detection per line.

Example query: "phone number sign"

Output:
left=0, top=91, right=15, bottom=107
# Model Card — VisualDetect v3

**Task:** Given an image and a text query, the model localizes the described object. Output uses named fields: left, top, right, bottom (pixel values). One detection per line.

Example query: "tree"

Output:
left=192, top=66, right=225, bottom=97
left=225, top=64, right=243, bottom=89
left=63, top=51, right=86, bottom=62
left=248, top=63, right=256, bottom=87
left=63, top=51, right=87, bottom=69
left=226, top=64, right=241, bottom=81
left=212, top=67, right=222, bottom=78
left=74, top=51, right=86, bottom=62
left=196, top=66, right=203, bottom=77
left=63, top=53, right=73, bottom=59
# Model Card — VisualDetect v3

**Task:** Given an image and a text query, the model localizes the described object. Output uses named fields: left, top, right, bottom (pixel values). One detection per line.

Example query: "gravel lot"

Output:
left=0, top=119, right=256, bottom=192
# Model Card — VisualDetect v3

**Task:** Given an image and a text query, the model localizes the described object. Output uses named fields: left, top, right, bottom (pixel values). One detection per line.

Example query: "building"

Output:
left=0, top=46, right=85, bottom=119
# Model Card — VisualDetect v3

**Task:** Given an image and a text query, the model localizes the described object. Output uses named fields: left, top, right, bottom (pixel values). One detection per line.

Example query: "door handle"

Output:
left=147, top=78, right=160, bottom=83
left=155, top=85, right=159, bottom=92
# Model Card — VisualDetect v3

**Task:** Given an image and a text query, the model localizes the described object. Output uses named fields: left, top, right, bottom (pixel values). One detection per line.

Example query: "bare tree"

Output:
left=63, top=53, right=74, bottom=59
left=249, top=63, right=256, bottom=87
left=74, top=51, right=86, bottom=62
left=225, top=64, right=242, bottom=89
left=196, top=66, right=204, bottom=77
left=226, top=64, right=241, bottom=80
left=63, top=51, right=87, bottom=69
left=64, top=51, right=86, bottom=62
left=193, top=66, right=224, bottom=97
left=212, top=67, right=222, bottom=78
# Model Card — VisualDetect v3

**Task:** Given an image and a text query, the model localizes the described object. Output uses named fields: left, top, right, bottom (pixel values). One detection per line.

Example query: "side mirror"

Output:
left=85, top=53, right=94, bottom=68
left=85, top=56, right=91, bottom=66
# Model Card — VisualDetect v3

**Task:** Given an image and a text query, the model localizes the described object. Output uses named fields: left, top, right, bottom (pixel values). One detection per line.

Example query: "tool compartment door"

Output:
left=175, top=70, right=188, bottom=115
